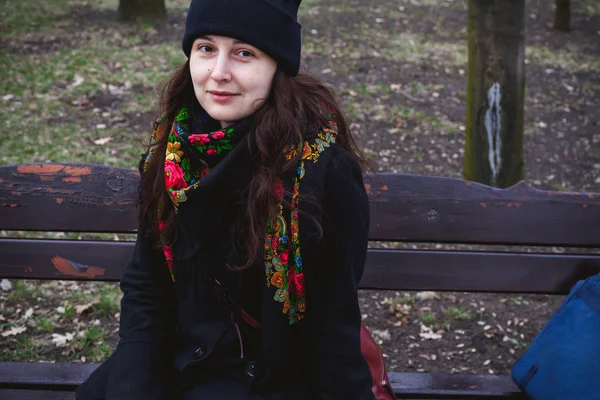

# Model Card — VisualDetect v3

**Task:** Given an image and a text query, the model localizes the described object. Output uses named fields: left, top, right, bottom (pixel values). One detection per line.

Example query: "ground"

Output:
left=1, top=0, right=599, bottom=377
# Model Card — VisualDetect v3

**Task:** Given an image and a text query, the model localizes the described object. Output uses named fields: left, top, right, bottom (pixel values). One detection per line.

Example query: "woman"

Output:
left=76, top=0, right=378, bottom=398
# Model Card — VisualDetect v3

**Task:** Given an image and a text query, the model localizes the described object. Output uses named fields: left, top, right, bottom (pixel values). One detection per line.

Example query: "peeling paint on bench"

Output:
left=51, top=256, right=105, bottom=279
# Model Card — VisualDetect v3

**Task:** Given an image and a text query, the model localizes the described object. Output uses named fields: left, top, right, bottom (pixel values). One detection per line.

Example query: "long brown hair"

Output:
left=140, top=60, right=366, bottom=268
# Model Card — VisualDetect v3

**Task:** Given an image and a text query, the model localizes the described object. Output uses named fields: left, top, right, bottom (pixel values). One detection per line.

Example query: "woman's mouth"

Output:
left=208, top=91, right=239, bottom=102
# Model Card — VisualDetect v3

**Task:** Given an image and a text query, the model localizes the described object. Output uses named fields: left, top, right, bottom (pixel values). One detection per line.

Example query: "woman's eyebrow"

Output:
left=196, top=36, right=250, bottom=46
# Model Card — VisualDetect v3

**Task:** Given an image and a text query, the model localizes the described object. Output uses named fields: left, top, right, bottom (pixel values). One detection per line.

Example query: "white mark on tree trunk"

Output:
left=485, top=82, right=502, bottom=186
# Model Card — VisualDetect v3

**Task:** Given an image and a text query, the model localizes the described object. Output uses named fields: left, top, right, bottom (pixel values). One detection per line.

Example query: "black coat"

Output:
left=76, top=135, right=375, bottom=400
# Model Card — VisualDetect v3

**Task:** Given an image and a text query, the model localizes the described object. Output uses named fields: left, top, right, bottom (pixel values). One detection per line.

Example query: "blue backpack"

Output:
left=511, top=273, right=600, bottom=399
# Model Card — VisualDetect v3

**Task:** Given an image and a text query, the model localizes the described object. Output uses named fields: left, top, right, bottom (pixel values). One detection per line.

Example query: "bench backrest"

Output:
left=1, top=163, right=599, bottom=294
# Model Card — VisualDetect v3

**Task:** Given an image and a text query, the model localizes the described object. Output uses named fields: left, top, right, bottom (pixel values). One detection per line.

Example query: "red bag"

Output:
left=359, top=323, right=394, bottom=399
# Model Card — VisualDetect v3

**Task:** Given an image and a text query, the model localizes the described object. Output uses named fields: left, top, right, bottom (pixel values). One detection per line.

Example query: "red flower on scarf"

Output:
left=302, top=141, right=311, bottom=158
left=271, top=236, right=280, bottom=252
left=211, top=130, right=225, bottom=139
left=274, top=179, right=284, bottom=200
left=206, top=148, right=217, bottom=155
left=164, top=160, right=186, bottom=190
left=189, top=133, right=210, bottom=145
left=288, top=270, right=305, bottom=296
left=280, top=249, right=289, bottom=264
left=163, top=244, right=174, bottom=262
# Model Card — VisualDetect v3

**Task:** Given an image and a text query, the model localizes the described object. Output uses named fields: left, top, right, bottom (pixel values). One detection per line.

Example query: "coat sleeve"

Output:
left=306, top=149, right=376, bottom=400
left=77, top=163, right=177, bottom=400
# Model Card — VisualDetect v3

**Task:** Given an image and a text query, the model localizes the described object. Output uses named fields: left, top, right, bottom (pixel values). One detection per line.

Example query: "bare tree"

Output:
left=463, top=0, right=525, bottom=188
left=118, top=0, right=166, bottom=24
left=554, top=0, right=571, bottom=32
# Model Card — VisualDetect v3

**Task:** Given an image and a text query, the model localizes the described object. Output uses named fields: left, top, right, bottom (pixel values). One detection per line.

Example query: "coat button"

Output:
left=193, top=346, right=206, bottom=359
left=245, top=361, right=257, bottom=378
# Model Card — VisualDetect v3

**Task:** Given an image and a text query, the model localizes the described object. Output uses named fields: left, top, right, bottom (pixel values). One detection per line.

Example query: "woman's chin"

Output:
left=203, top=108, right=247, bottom=127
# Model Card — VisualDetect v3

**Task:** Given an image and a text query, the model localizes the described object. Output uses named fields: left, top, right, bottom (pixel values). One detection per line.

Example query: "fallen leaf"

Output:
left=76, top=300, right=98, bottom=314
left=93, top=137, right=112, bottom=145
left=419, top=324, right=442, bottom=340
left=0, top=279, right=12, bottom=291
left=2, top=326, right=26, bottom=337
left=372, top=329, right=391, bottom=341
left=52, top=332, right=75, bottom=347
left=71, top=74, right=85, bottom=88
left=416, top=291, right=440, bottom=301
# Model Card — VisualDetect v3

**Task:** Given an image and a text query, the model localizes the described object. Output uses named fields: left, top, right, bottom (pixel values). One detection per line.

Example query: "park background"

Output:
left=1, top=0, right=599, bottom=376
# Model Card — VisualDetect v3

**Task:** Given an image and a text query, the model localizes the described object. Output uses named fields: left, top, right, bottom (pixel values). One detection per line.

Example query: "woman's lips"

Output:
left=208, top=91, right=238, bottom=102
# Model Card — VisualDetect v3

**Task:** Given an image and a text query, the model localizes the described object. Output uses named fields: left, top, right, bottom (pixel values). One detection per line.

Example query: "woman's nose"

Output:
left=210, top=54, right=232, bottom=82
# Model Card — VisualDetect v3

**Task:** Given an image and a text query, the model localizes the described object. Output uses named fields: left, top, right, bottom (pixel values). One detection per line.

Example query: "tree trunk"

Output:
left=463, top=0, right=525, bottom=188
left=554, top=0, right=571, bottom=32
left=118, top=0, right=166, bottom=25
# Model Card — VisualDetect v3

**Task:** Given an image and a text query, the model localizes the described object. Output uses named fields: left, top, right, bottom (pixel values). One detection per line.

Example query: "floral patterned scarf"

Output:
left=145, top=106, right=338, bottom=325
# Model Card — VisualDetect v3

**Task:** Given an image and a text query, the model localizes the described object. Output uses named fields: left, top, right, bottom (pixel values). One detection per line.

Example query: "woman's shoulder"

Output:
left=297, top=119, right=340, bottom=166
left=294, top=118, right=364, bottom=189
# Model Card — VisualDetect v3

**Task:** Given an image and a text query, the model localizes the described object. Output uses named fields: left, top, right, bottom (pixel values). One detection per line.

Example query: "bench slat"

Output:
left=388, top=371, right=524, bottom=399
left=2, top=163, right=599, bottom=247
left=0, top=362, right=97, bottom=389
left=366, top=174, right=600, bottom=247
left=364, top=249, right=600, bottom=293
left=0, top=362, right=524, bottom=399
left=2, top=238, right=598, bottom=294
left=0, top=163, right=139, bottom=234
left=0, top=389, right=76, bottom=400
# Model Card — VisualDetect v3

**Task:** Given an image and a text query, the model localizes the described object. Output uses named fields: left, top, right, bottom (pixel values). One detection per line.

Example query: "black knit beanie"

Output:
left=182, top=0, right=302, bottom=77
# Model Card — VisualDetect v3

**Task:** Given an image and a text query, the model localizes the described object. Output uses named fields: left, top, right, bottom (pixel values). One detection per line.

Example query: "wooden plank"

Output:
left=0, top=163, right=139, bottom=233
left=2, top=164, right=599, bottom=247
left=0, top=389, right=75, bottom=400
left=0, top=362, right=97, bottom=389
left=389, top=371, right=524, bottom=399
left=362, top=249, right=600, bottom=293
left=364, top=173, right=600, bottom=247
left=0, top=238, right=133, bottom=281
left=1, top=238, right=598, bottom=294
left=0, top=362, right=523, bottom=398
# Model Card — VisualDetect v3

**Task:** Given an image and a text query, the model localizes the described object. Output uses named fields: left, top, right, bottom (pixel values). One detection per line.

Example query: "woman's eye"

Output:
left=237, top=50, right=254, bottom=58
left=198, top=45, right=214, bottom=53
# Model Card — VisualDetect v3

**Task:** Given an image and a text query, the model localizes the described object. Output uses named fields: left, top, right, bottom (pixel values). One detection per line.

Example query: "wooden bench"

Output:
left=1, top=162, right=599, bottom=399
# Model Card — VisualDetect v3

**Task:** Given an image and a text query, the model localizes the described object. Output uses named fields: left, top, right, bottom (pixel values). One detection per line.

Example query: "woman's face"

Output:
left=189, top=35, right=278, bottom=128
